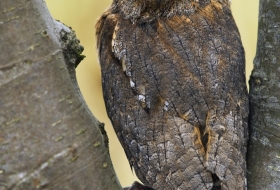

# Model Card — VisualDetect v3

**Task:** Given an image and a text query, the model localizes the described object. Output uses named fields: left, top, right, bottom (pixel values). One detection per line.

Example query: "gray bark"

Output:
left=0, top=0, right=121, bottom=189
left=247, top=0, right=280, bottom=189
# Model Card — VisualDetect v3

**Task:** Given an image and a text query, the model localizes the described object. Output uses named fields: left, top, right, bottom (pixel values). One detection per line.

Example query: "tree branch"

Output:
left=248, top=0, right=280, bottom=189
left=0, top=0, right=121, bottom=189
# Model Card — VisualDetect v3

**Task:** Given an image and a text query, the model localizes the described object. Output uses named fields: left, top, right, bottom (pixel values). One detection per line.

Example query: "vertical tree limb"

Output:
left=248, top=0, right=280, bottom=189
left=0, top=0, right=121, bottom=189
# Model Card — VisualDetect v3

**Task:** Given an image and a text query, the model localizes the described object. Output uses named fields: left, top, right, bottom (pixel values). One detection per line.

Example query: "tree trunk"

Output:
left=0, top=0, right=121, bottom=189
left=247, top=0, right=280, bottom=189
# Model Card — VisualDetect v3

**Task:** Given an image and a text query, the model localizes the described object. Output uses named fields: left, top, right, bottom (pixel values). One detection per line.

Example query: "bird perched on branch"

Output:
left=96, top=0, right=248, bottom=189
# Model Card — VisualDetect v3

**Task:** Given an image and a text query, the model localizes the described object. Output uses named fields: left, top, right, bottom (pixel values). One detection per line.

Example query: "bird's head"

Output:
left=112, top=0, right=200, bottom=23
left=112, top=0, right=229, bottom=23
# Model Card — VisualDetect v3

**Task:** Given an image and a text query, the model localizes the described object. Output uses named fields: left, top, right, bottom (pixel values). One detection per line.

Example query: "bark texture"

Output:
left=248, top=0, right=280, bottom=189
left=0, top=0, right=121, bottom=190
left=97, top=0, right=248, bottom=189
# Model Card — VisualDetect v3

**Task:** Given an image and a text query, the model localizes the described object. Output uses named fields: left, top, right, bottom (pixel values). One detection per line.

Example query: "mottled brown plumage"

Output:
left=96, top=0, right=248, bottom=189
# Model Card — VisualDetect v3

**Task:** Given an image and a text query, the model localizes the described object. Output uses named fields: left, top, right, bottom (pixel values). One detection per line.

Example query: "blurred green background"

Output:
left=45, top=0, right=259, bottom=187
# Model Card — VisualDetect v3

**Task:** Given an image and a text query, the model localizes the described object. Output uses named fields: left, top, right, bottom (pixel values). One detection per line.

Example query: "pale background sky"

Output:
left=45, top=0, right=259, bottom=187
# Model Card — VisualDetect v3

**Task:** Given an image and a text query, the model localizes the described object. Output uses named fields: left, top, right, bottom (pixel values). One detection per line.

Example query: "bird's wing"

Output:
left=97, top=4, right=248, bottom=190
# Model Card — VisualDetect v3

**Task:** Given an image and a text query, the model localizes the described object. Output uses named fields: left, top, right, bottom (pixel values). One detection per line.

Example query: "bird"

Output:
left=96, top=0, right=249, bottom=189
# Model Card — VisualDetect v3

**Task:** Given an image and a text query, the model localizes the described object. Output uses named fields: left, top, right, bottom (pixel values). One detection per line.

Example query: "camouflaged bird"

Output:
left=96, top=0, right=248, bottom=189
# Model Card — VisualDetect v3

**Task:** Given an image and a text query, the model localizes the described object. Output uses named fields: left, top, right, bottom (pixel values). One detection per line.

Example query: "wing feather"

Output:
left=97, top=3, right=248, bottom=189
